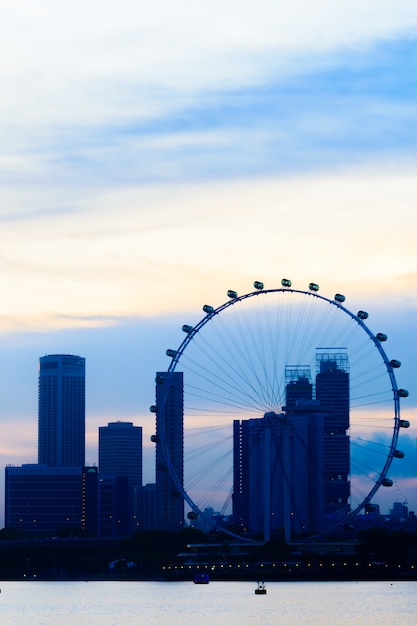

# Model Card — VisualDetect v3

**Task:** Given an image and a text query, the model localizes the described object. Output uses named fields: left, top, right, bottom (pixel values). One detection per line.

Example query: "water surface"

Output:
left=1, top=580, right=416, bottom=625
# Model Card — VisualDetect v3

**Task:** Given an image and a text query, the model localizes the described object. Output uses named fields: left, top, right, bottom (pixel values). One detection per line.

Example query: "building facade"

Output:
left=98, top=475, right=130, bottom=537
left=233, top=407, right=324, bottom=540
left=98, top=421, right=142, bottom=484
left=98, top=421, right=143, bottom=532
left=154, top=371, right=184, bottom=531
left=232, top=351, right=350, bottom=539
left=5, top=464, right=83, bottom=536
left=315, top=351, right=350, bottom=520
left=38, top=354, right=85, bottom=467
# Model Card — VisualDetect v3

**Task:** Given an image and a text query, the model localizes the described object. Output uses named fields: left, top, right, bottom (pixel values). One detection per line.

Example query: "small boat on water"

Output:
left=194, top=572, right=210, bottom=584
left=255, top=578, right=267, bottom=595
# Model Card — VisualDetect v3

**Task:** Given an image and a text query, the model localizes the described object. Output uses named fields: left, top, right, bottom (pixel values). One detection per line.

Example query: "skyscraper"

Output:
left=38, top=354, right=85, bottom=467
left=233, top=405, right=324, bottom=541
left=99, top=421, right=143, bottom=532
left=233, top=366, right=326, bottom=541
left=315, top=351, right=350, bottom=519
left=99, top=421, right=143, bottom=485
left=154, top=371, right=184, bottom=531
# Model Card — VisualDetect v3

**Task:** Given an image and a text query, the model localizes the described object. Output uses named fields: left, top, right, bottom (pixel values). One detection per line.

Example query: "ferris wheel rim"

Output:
left=159, top=282, right=405, bottom=534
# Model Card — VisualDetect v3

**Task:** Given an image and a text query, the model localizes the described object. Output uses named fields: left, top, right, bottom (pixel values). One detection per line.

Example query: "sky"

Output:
left=1, top=1, right=417, bottom=526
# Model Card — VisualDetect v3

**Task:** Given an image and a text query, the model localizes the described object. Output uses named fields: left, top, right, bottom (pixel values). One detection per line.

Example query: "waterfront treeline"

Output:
left=0, top=526, right=416, bottom=580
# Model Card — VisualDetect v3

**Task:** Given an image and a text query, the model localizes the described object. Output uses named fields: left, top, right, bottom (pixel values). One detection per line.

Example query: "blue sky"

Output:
left=1, top=1, right=417, bottom=525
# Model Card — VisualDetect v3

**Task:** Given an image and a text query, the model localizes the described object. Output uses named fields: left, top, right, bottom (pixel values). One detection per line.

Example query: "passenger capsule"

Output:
left=357, top=310, right=369, bottom=320
left=187, top=511, right=199, bottom=520
left=150, top=434, right=159, bottom=443
left=155, top=375, right=165, bottom=384
left=253, top=281, right=264, bottom=290
left=149, top=405, right=157, bottom=413
left=281, top=278, right=292, bottom=287
left=399, top=419, right=410, bottom=428
left=381, top=478, right=393, bottom=487
left=393, top=450, right=405, bottom=459
left=398, top=388, right=409, bottom=397
left=182, top=324, right=194, bottom=334
left=376, top=333, right=388, bottom=342
left=227, top=289, right=238, bottom=299
left=390, top=359, right=401, bottom=368
left=309, top=282, right=319, bottom=292
left=166, top=349, right=178, bottom=358
left=334, top=293, right=346, bottom=303
left=203, top=304, right=214, bottom=314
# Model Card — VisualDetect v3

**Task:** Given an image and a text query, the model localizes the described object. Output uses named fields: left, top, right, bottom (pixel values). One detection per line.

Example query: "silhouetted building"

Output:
left=98, top=475, right=130, bottom=537
left=154, top=372, right=184, bottom=531
left=233, top=405, right=324, bottom=540
left=5, top=464, right=82, bottom=536
left=390, top=501, right=408, bottom=519
left=99, top=421, right=143, bottom=531
left=136, top=483, right=156, bottom=530
left=99, top=421, right=142, bottom=483
left=38, top=354, right=85, bottom=467
left=5, top=355, right=87, bottom=534
left=315, top=351, right=350, bottom=520
left=233, top=360, right=351, bottom=540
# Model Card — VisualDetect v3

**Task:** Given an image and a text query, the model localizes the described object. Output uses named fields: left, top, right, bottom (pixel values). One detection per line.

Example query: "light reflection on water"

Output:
left=1, top=580, right=416, bottom=626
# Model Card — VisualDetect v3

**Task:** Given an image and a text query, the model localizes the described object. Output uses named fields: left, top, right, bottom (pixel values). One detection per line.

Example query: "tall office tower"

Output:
left=99, top=421, right=143, bottom=532
left=38, top=354, right=85, bottom=467
left=99, top=422, right=142, bottom=484
left=154, top=372, right=184, bottom=531
left=233, top=407, right=324, bottom=541
left=315, top=350, right=350, bottom=520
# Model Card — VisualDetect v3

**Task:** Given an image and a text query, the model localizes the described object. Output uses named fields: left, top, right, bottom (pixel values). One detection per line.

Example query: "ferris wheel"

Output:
left=151, top=280, right=409, bottom=539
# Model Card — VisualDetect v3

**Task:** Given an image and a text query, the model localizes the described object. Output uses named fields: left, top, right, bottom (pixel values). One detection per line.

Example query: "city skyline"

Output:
left=1, top=286, right=416, bottom=528
left=1, top=3, right=417, bottom=525
left=3, top=334, right=414, bottom=534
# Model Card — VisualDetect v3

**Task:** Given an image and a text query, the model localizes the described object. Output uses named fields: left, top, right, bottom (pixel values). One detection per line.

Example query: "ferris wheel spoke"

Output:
left=187, top=319, right=281, bottom=408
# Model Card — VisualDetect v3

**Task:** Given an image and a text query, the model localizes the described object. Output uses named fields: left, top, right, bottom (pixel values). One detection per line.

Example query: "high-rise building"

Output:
left=233, top=366, right=327, bottom=540
left=38, top=354, right=85, bottom=467
left=315, top=351, right=350, bottom=520
left=154, top=371, right=184, bottom=531
left=99, top=421, right=143, bottom=532
left=5, top=355, right=87, bottom=534
left=233, top=406, right=324, bottom=541
left=99, top=421, right=142, bottom=485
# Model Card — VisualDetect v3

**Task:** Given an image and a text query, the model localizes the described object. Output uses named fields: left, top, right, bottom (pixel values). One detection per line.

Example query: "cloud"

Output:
left=2, top=2, right=417, bottom=133
left=0, top=163, right=417, bottom=332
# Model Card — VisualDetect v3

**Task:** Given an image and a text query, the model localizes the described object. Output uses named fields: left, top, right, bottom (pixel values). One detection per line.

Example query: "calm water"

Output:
left=0, top=580, right=416, bottom=625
